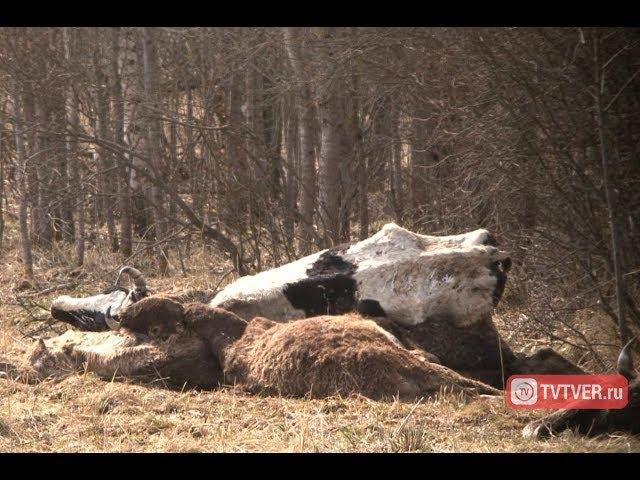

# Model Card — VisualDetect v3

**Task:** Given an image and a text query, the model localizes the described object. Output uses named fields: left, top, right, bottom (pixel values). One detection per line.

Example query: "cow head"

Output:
left=104, top=296, right=186, bottom=339
left=50, top=266, right=149, bottom=331
left=523, top=338, right=640, bottom=438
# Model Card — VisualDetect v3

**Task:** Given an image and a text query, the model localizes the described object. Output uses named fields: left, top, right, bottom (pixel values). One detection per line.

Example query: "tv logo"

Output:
left=506, top=374, right=628, bottom=409
left=510, top=378, right=538, bottom=405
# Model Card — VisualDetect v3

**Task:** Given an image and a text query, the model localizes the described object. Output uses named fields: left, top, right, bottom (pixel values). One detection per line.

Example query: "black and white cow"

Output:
left=210, top=222, right=512, bottom=329
left=51, top=223, right=511, bottom=333
left=50, top=266, right=149, bottom=331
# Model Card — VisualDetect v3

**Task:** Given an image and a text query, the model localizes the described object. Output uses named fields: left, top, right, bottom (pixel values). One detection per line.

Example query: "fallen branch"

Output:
left=15, top=282, right=78, bottom=299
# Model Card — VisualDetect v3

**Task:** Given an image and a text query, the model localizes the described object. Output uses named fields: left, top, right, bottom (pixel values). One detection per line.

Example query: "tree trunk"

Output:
left=70, top=100, right=85, bottom=267
left=63, top=28, right=85, bottom=266
left=282, top=92, right=298, bottom=255
left=226, top=65, right=250, bottom=263
left=282, top=27, right=317, bottom=254
left=0, top=103, right=5, bottom=251
left=185, top=86, right=202, bottom=217
left=594, top=35, right=629, bottom=344
left=13, top=90, right=34, bottom=279
left=316, top=27, right=347, bottom=247
left=111, top=27, right=133, bottom=257
left=121, top=27, right=150, bottom=239
left=348, top=66, right=367, bottom=240
left=52, top=84, right=74, bottom=243
left=22, top=92, right=51, bottom=248
left=141, top=27, right=169, bottom=275
left=91, top=34, right=119, bottom=253
left=410, top=113, right=431, bottom=228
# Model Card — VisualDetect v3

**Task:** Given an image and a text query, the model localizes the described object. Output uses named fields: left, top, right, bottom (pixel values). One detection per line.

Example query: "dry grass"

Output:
left=3, top=374, right=639, bottom=452
left=1, top=229, right=639, bottom=452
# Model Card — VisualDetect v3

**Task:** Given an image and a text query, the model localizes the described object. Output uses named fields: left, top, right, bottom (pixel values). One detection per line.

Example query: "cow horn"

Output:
left=617, top=336, right=637, bottom=380
left=115, top=266, right=147, bottom=293
left=105, top=306, right=121, bottom=331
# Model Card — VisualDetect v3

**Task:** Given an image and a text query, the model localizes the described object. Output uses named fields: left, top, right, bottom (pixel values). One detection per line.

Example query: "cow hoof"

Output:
left=522, top=420, right=553, bottom=439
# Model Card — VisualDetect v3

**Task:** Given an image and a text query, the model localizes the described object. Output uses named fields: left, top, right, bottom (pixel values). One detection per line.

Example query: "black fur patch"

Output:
left=283, top=275, right=357, bottom=317
left=482, top=233, right=498, bottom=247
left=480, top=233, right=509, bottom=305
left=50, top=307, right=108, bottom=332
left=306, top=244, right=355, bottom=277
left=489, top=259, right=510, bottom=306
left=283, top=245, right=358, bottom=317
left=356, top=299, right=386, bottom=317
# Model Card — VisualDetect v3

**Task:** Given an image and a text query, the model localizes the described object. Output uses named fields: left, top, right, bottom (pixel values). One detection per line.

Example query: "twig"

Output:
left=391, top=397, right=424, bottom=439
left=213, top=269, right=237, bottom=293
left=15, top=282, right=78, bottom=299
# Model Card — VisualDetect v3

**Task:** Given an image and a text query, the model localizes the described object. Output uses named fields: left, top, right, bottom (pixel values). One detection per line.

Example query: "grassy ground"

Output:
left=1, top=229, right=638, bottom=452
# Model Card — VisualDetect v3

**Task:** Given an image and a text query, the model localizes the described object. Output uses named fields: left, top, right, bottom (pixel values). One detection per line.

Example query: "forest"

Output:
left=0, top=27, right=639, bottom=452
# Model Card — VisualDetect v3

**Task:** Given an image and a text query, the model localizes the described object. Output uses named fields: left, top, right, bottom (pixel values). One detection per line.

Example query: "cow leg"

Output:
left=523, top=409, right=604, bottom=439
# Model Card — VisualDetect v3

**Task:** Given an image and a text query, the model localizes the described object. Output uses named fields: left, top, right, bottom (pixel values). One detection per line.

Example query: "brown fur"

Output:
left=114, top=296, right=186, bottom=340
left=121, top=295, right=583, bottom=390
left=511, top=347, right=585, bottom=377
left=367, top=314, right=583, bottom=388
left=163, top=289, right=218, bottom=305
left=221, top=313, right=501, bottom=399
left=114, top=298, right=500, bottom=400
left=24, top=329, right=222, bottom=390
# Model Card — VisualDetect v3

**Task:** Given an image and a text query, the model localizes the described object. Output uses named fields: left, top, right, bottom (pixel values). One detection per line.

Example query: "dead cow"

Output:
left=20, top=296, right=501, bottom=400
left=17, top=328, right=221, bottom=390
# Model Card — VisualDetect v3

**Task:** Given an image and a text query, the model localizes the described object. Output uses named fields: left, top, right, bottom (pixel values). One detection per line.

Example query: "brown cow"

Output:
left=17, top=296, right=501, bottom=401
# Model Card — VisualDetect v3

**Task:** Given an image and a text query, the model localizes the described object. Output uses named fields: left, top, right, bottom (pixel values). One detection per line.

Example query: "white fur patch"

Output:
left=51, top=291, right=130, bottom=315
left=36, top=330, right=163, bottom=378
left=343, top=224, right=507, bottom=327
